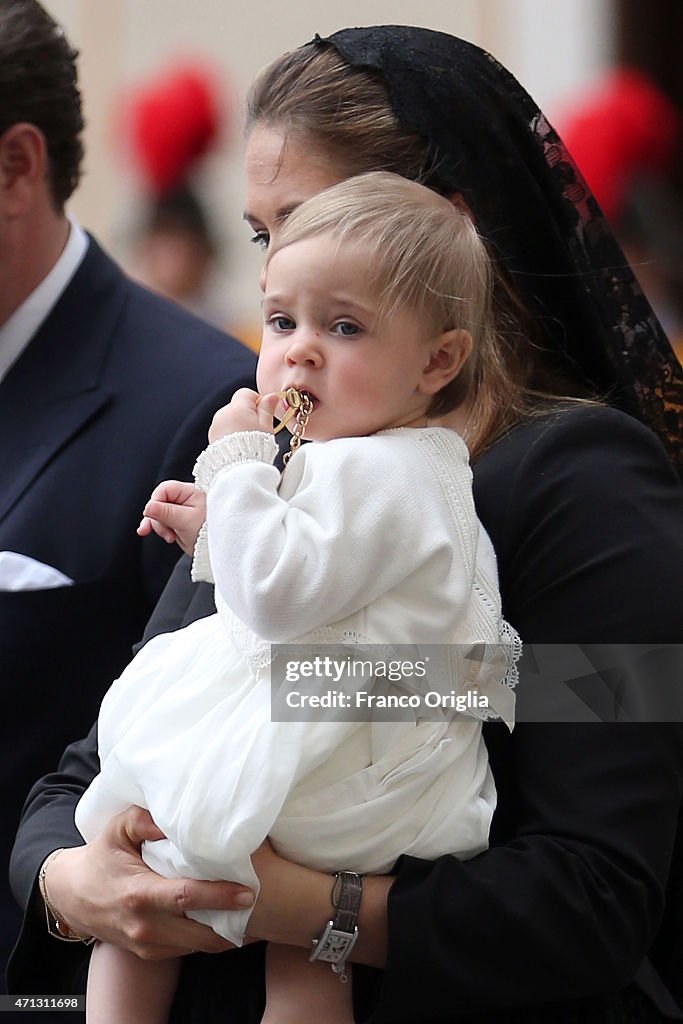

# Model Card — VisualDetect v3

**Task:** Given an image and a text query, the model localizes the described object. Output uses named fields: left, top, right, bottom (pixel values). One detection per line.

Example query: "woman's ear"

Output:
left=419, top=328, right=473, bottom=395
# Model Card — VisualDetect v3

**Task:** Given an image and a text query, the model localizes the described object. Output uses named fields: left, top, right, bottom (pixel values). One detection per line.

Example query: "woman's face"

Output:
left=244, top=125, right=346, bottom=281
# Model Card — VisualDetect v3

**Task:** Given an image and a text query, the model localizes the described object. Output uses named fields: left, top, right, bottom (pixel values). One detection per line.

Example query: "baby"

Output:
left=76, top=171, right=519, bottom=1023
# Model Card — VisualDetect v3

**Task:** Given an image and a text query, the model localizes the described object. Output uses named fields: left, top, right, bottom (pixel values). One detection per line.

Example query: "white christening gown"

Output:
left=75, top=427, right=519, bottom=944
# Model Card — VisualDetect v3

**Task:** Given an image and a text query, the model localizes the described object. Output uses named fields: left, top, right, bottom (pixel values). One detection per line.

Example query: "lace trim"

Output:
left=414, top=629, right=521, bottom=728
left=191, top=521, right=213, bottom=583
left=407, top=429, right=477, bottom=579
left=215, top=590, right=374, bottom=675
left=193, top=431, right=278, bottom=492
left=500, top=619, right=523, bottom=692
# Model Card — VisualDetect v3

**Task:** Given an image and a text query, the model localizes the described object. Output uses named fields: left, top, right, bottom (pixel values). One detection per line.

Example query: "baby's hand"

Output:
left=208, top=389, right=281, bottom=443
left=137, top=480, right=206, bottom=556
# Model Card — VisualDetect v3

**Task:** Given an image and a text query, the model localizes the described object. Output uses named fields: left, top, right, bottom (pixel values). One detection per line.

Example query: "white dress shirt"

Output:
left=0, top=214, right=88, bottom=384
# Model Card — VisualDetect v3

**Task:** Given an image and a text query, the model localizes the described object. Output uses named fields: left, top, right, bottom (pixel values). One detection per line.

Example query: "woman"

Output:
left=9, top=26, right=683, bottom=1024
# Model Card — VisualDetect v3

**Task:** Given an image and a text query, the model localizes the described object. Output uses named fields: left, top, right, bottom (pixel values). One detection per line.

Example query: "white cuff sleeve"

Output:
left=191, top=521, right=213, bottom=583
left=190, top=431, right=279, bottom=584
left=193, top=431, right=279, bottom=492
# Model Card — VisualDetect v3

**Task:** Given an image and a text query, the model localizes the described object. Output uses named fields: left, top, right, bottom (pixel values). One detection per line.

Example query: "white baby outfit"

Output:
left=75, top=426, right=519, bottom=944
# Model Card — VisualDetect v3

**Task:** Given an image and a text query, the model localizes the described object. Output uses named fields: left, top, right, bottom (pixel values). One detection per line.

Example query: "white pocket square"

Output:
left=0, top=551, right=74, bottom=591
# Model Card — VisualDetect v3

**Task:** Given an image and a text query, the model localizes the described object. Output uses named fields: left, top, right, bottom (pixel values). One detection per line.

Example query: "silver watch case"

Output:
left=309, top=920, right=359, bottom=973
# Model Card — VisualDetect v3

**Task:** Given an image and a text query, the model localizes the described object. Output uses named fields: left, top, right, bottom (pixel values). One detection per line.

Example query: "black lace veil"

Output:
left=316, top=26, right=683, bottom=472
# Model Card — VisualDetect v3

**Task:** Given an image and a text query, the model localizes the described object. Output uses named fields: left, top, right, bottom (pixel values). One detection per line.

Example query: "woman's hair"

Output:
left=247, top=44, right=594, bottom=458
left=246, top=44, right=438, bottom=187
left=267, top=172, right=494, bottom=419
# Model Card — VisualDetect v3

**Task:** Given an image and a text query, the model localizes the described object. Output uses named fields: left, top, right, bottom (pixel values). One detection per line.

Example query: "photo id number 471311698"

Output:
left=1, top=996, right=84, bottom=1011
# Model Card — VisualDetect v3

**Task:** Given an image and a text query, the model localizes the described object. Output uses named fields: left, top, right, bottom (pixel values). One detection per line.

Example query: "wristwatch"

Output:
left=309, top=871, right=362, bottom=980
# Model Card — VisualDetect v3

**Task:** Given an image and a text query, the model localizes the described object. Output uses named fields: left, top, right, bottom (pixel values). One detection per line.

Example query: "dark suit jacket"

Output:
left=7, top=406, right=683, bottom=1023
left=0, top=237, right=256, bottom=982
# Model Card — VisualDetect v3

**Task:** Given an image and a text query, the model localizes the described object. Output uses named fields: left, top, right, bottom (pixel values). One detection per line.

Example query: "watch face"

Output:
left=315, top=926, right=354, bottom=962
left=325, top=934, right=352, bottom=956
left=311, top=923, right=359, bottom=965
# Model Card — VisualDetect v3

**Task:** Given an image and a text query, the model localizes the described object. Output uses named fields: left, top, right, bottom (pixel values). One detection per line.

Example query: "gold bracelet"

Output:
left=37, top=848, right=95, bottom=945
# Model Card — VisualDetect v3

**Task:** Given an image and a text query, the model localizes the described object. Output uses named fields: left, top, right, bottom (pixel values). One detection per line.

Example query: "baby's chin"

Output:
left=295, top=408, right=403, bottom=442
left=297, top=427, right=331, bottom=443
left=298, top=419, right=341, bottom=442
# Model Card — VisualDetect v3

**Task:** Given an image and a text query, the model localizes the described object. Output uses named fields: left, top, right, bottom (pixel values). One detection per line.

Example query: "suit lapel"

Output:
left=0, top=239, right=127, bottom=524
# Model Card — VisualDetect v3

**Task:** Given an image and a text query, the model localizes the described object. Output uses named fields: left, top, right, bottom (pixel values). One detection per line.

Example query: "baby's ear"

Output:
left=420, top=329, right=472, bottom=395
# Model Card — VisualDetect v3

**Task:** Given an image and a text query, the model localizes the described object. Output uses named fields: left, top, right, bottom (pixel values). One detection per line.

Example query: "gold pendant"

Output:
left=269, top=387, right=313, bottom=464
left=272, top=387, right=309, bottom=434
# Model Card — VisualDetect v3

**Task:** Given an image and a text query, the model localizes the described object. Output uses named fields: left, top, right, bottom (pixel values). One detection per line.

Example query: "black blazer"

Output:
left=0, top=237, right=256, bottom=982
left=8, top=406, right=683, bottom=1023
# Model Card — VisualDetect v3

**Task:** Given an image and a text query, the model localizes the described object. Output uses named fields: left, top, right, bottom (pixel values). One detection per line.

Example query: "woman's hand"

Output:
left=137, top=481, right=206, bottom=556
left=245, top=840, right=392, bottom=969
left=208, top=389, right=281, bottom=443
left=43, top=807, right=255, bottom=960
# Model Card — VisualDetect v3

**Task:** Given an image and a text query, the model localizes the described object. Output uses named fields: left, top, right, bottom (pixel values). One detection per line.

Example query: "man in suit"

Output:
left=0, top=0, right=256, bottom=987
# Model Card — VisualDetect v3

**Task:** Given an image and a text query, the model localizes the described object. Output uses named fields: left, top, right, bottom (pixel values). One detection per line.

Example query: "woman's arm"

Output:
left=246, top=841, right=391, bottom=969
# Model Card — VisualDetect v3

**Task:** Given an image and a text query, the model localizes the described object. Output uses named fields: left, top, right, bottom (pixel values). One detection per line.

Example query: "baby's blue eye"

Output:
left=269, top=315, right=295, bottom=331
left=334, top=321, right=360, bottom=337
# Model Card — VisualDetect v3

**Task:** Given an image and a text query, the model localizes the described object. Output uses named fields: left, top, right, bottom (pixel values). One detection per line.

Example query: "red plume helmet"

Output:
left=561, top=69, right=680, bottom=223
left=123, top=64, right=223, bottom=193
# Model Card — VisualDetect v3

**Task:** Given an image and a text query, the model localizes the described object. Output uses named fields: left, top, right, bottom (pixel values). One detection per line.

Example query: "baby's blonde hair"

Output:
left=266, top=171, right=495, bottom=416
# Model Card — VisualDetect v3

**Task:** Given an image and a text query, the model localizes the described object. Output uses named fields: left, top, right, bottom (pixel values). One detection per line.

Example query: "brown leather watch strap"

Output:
left=330, top=871, right=363, bottom=933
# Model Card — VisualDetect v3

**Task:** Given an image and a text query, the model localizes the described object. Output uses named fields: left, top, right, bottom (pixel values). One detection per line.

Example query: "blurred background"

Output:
left=42, top=0, right=683, bottom=361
